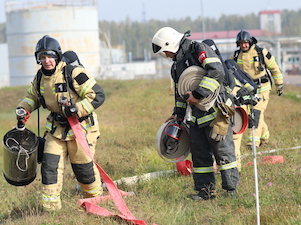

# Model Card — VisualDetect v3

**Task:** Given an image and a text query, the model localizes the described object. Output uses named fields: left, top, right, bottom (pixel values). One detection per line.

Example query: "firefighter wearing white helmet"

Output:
left=16, top=35, right=106, bottom=211
left=231, top=30, right=283, bottom=148
left=152, top=27, right=185, bottom=57
left=152, top=27, right=240, bottom=200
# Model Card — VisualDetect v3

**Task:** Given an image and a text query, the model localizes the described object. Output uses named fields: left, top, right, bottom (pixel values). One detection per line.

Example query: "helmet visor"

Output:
left=152, top=43, right=162, bottom=54
left=37, top=50, right=57, bottom=60
left=238, top=40, right=249, bottom=44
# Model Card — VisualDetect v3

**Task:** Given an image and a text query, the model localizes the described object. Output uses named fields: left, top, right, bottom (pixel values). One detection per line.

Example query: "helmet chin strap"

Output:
left=174, top=30, right=191, bottom=60
left=179, top=30, right=191, bottom=46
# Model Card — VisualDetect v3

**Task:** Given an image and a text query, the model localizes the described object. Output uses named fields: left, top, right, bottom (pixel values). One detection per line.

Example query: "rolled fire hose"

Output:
left=155, top=120, right=190, bottom=163
left=232, top=106, right=248, bottom=134
left=178, top=65, right=220, bottom=111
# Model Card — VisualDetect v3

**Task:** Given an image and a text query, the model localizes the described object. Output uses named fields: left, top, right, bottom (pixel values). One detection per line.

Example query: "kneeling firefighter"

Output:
left=15, top=35, right=106, bottom=211
left=152, top=27, right=240, bottom=200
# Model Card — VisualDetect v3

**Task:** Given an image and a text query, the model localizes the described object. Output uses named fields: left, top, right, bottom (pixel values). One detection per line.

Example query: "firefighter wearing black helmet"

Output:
left=231, top=30, right=283, bottom=148
left=16, top=35, right=106, bottom=211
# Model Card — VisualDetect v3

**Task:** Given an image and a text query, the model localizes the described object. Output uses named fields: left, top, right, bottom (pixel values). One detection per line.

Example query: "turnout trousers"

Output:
left=190, top=124, right=239, bottom=192
left=233, top=132, right=243, bottom=171
left=246, top=89, right=270, bottom=147
left=41, top=130, right=102, bottom=211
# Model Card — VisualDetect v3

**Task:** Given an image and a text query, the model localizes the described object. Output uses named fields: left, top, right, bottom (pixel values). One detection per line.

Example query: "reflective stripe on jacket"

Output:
left=17, top=61, right=105, bottom=140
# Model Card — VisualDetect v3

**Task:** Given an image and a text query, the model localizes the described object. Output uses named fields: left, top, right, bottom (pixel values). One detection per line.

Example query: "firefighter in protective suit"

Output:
left=16, top=35, right=106, bottom=211
left=152, top=27, right=239, bottom=200
left=232, top=30, right=283, bottom=148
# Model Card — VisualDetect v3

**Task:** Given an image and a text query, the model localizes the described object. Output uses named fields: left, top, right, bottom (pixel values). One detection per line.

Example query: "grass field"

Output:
left=0, top=78, right=301, bottom=225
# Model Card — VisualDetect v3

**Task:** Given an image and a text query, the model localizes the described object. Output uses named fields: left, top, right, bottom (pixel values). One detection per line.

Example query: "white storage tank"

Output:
left=5, top=0, right=101, bottom=86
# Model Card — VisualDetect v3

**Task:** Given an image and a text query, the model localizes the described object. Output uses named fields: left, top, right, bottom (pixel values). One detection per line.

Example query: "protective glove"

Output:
left=240, top=95, right=258, bottom=106
left=175, top=110, right=185, bottom=125
left=209, top=103, right=235, bottom=141
left=62, top=104, right=78, bottom=117
left=276, top=84, right=283, bottom=96
left=236, top=86, right=249, bottom=98
left=176, top=117, right=183, bottom=125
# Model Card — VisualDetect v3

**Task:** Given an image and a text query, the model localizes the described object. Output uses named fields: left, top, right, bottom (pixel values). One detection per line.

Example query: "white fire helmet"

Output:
left=152, top=27, right=184, bottom=58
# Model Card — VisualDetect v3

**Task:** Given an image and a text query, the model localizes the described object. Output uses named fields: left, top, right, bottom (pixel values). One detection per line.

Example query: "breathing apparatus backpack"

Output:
left=201, top=39, right=236, bottom=92
left=202, top=39, right=257, bottom=95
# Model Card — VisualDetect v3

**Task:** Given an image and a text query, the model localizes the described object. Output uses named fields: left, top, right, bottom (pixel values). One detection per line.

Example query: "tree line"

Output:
left=0, top=9, right=300, bottom=59
left=98, top=9, right=301, bottom=60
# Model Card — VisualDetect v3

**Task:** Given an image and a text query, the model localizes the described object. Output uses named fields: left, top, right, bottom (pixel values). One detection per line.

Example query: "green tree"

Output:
left=0, top=23, right=6, bottom=43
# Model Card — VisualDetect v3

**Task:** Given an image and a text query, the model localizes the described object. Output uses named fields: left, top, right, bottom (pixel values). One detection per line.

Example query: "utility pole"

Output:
left=142, top=3, right=146, bottom=23
left=200, top=0, right=206, bottom=39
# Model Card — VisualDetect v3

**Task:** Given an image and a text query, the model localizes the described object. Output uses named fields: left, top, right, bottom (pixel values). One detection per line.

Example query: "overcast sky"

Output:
left=97, top=0, right=300, bottom=22
left=1, top=0, right=300, bottom=23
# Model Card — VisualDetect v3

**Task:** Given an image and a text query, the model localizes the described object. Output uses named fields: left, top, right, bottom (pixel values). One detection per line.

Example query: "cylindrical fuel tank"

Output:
left=5, top=0, right=100, bottom=86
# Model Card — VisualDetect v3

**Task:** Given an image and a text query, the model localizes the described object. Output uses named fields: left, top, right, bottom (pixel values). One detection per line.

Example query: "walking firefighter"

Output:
left=15, top=35, right=106, bottom=211
left=231, top=30, right=283, bottom=148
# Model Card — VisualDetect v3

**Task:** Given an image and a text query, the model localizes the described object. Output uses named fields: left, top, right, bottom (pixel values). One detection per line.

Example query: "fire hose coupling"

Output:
left=15, top=107, right=30, bottom=130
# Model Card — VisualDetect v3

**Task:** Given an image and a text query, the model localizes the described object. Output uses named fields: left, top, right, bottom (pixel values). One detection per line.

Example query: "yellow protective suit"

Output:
left=231, top=80, right=249, bottom=171
left=232, top=44, right=283, bottom=147
left=18, top=60, right=106, bottom=211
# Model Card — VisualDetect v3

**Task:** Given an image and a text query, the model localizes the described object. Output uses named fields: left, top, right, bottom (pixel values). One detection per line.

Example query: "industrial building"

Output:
left=0, top=1, right=300, bottom=88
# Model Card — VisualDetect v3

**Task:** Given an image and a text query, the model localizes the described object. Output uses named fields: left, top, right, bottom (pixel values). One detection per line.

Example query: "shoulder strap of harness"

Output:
left=233, top=50, right=240, bottom=62
left=63, top=64, right=76, bottom=92
left=254, top=45, right=265, bottom=66
left=190, top=40, right=197, bottom=54
left=36, top=64, right=77, bottom=108
left=36, top=69, right=47, bottom=108
left=254, top=44, right=273, bottom=86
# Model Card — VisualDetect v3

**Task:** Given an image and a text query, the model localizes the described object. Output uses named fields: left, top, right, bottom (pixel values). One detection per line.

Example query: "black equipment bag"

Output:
left=202, top=39, right=236, bottom=90
left=224, top=59, right=258, bottom=94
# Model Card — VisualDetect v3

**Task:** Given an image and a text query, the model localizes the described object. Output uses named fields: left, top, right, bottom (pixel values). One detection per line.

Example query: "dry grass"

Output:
left=0, top=79, right=301, bottom=225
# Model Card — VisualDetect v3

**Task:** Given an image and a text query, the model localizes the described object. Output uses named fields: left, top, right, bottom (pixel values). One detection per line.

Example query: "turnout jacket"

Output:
left=232, top=45, right=283, bottom=92
left=172, top=39, right=225, bottom=128
left=18, top=61, right=106, bottom=140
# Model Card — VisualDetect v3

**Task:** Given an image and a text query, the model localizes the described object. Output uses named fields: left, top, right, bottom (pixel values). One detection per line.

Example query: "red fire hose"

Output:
left=67, top=116, right=158, bottom=225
